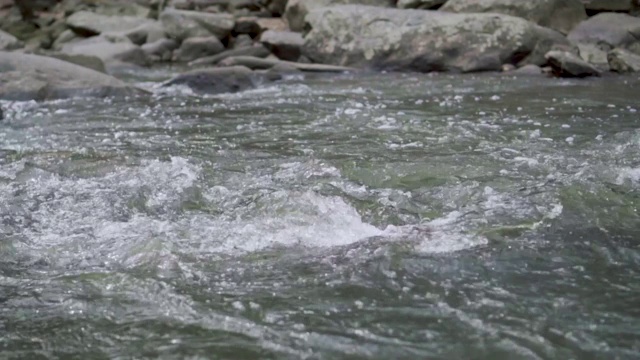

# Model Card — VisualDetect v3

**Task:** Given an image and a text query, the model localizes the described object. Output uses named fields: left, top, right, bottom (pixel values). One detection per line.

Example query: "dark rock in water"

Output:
left=173, top=36, right=225, bottom=62
left=608, top=48, right=640, bottom=73
left=219, top=55, right=356, bottom=72
left=545, top=50, right=601, bottom=77
left=440, top=0, right=587, bottom=35
left=304, top=5, right=573, bottom=73
left=568, top=13, right=640, bottom=54
left=0, top=51, right=144, bottom=101
left=188, top=45, right=271, bottom=66
left=164, top=66, right=262, bottom=94
left=260, top=30, right=304, bottom=61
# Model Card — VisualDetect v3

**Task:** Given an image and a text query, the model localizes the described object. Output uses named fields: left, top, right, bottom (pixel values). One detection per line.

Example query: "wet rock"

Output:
left=0, top=30, right=22, bottom=50
left=173, top=36, right=225, bottom=62
left=568, top=13, right=640, bottom=55
left=260, top=30, right=304, bottom=61
left=142, top=38, right=179, bottom=62
left=160, top=8, right=235, bottom=42
left=47, top=53, right=107, bottom=73
left=440, top=0, right=587, bottom=35
left=164, top=65, right=261, bottom=94
left=397, top=0, right=447, bottom=9
left=608, top=48, right=640, bottom=73
left=577, top=43, right=610, bottom=70
left=284, top=0, right=394, bottom=32
left=304, top=6, right=573, bottom=73
left=66, top=11, right=155, bottom=37
left=0, top=51, right=142, bottom=101
left=219, top=55, right=356, bottom=72
left=189, top=44, right=270, bottom=66
left=61, top=35, right=149, bottom=68
left=545, top=50, right=601, bottom=77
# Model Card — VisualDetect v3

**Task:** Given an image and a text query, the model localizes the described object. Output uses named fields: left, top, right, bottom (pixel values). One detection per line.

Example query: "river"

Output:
left=1, top=71, right=639, bottom=359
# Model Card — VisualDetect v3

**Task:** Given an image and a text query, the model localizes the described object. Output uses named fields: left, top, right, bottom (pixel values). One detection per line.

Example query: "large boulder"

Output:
left=173, top=36, right=225, bottom=62
left=159, top=8, right=235, bottom=42
left=303, top=6, right=573, bottom=73
left=260, top=30, right=304, bottom=61
left=568, top=13, right=640, bottom=55
left=163, top=65, right=264, bottom=94
left=0, top=51, right=141, bottom=101
left=66, top=11, right=156, bottom=37
left=0, top=30, right=22, bottom=50
left=397, top=0, right=447, bottom=9
left=545, top=50, right=601, bottom=77
left=284, top=0, right=394, bottom=32
left=61, top=35, right=149, bottom=68
left=440, top=0, right=587, bottom=35
left=608, top=48, right=640, bottom=73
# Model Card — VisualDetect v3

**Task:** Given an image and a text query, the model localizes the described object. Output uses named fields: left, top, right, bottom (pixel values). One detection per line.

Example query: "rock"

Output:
left=260, top=30, right=304, bottom=61
left=119, top=22, right=167, bottom=46
left=164, top=65, right=262, bottom=94
left=608, top=48, right=640, bottom=73
left=0, top=51, right=142, bottom=101
left=577, top=43, right=610, bottom=69
left=234, top=17, right=288, bottom=37
left=545, top=50, right=601, bottom=77
left=264, top=62, right=303, bottom=81
left=160, top=8, right=235, bottom=42
left=267, top=0, right=288, bottom=15
left=0, top=30, right=22, bottom=50
left=52, top=29, right=79, bottom=51
left=189, top=44, right=271, bottom=66
left=61, top=35, right=149, bottom=68
left=142, top=38, right=179, bottom=62
left=304, top=6, right=573, bottom=73
left=568, top=13, right=640, bottom=55
left=66, top=11, right=156, bottom=37
left=397, top=0, right=447, bottom=9
left=440, top=0, right=587, bottom=35
left=581, top=0, right=634, bottom=12
left=47, top=53, right=107, bottom=73
left=284, top=0, right=394, bottom=32
left=173, top=36, right=225, bottom=62
left=513, top=64, right=544, bottom=75
left=231, top=34, right=254, bottom=49
left=219, top=55, right=356, bottom=72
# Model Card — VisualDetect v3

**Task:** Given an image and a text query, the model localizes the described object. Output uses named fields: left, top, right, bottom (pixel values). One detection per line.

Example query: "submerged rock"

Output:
left=440, top=0, right=587, bottom=35
left=608, top=48, right=640, bottom=73
left=303, top=5, right=572, bottom=73
left=545, top=50, right=601, bottom=77
left=0, top=51, right=142, bottom=101
left=164, top=65, right=263, bottom=94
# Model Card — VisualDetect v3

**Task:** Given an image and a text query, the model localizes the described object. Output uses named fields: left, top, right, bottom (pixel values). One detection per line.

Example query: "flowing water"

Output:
left=1, top=71, right=639, bottom=359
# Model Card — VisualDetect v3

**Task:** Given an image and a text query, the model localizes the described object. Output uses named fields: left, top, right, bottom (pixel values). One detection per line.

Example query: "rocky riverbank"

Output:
left=1, top=0, right=640, bottom=101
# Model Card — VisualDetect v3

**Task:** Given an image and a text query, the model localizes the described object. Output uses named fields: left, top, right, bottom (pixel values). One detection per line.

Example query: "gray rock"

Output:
left=284, top=0, right=394, bottom=32
left=581, top=0, right=634, bottom=12
left=608, top=48, right=640, bottom=73
left=513, top=64, right=544, bottom=75
left=0, top=51, right=142, bottom=101
left=164, top=65, right=261, bottom=94
left=61, top=35, right=149, bottom=67
left=47, top=53, right=107, bottom=73
left=0, top=30, right=22, bottom=50
left=397, top=0, right=446, bottom=9
left=219, top=55, right=356, bottom=72
left=118, top=22, right=167, bottom=46
left=173, top=36, right=225, bottom=62
left=568, top=13, right=640, bottom=55
left=545, top=50, right=601, bottom=77
left=232, top=34, right=254, bottom=49
left=142, top=38, right=179, bottom=62
left=304, top=6, right=573, bottom=73
left=160, top=8, right=235, bottom=42
left=189, top=44, right=271, bottom=66
left=52, top=29, right=79, bottom=51
left=577, top=43, right=610, bottom=69
left=260, top=30, right=304, bottom=61
left=234, top=16, right=288, bottom=37
left=440, top=0, right=587, bottom=35
left=66, top=11, right=155, bottom=37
